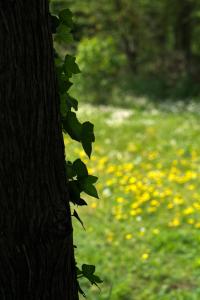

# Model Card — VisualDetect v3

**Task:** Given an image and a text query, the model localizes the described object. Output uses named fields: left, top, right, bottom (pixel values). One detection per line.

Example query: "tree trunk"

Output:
left=114, top=0, right=138, bottom=73
left=0, top=1, right=79, bottom=299
left=174, top=0, right=194, bottom=73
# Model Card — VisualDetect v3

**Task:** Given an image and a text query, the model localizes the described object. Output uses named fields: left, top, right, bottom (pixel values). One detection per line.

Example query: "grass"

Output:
left=64, top=101, right=200, bottom=300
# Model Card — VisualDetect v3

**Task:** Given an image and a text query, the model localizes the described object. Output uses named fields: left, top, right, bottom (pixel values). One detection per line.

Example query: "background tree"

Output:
left=51, top=0, right=200, bottom=103
left=0, top=1, right=79, bottom=299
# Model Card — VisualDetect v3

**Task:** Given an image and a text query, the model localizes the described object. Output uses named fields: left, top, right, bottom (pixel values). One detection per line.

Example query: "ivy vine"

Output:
left=50, top=7, right=103, bottom=297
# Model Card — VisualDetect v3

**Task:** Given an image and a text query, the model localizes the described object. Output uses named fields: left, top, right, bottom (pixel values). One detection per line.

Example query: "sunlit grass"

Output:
left=65, top=101, right=200, bottom=300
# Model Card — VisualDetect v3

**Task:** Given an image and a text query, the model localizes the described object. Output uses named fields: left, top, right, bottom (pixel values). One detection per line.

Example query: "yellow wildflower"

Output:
left=169, top=218, right=180, bottom=227
left=91, top=202, right=97, bottom=209
left=183, top=207, right=194, bottom=215
left=116, top=197, right=125, bottom=203
left=107, top=165, right=116, bottom=173
left=141, top=253, right=149, bottom=260
left=125, top=233, right=133, bottom=240
left=167, top=202, right=174, bottom=209
left=147, top=206, right=157, bottom=213
left=106, top=233, right=114, bottom=243
left=129, top=177, right=136, bottom=184
left=150, top=200, right=160, bottom=207
left=195, top=223, right=200, bottom=229
left=187, top=184, right=195, bottom=191
left=187, top=218, right=194, bottom=225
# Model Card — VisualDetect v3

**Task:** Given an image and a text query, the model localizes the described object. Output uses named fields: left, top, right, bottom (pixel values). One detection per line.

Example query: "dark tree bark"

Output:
left=0, top=1, right=79, bottom=299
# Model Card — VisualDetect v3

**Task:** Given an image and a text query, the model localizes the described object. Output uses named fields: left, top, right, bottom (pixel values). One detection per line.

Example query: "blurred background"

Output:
left=51, top=1, right=200, bottom=299
left=51, top=0, right=200, bottom=105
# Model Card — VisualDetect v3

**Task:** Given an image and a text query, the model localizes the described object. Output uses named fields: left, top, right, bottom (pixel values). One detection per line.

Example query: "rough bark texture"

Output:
left=0, top=1, right=79, bottom=299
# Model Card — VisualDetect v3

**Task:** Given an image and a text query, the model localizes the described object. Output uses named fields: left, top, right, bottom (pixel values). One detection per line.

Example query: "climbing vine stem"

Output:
left=50, top=7, right=103, bottom=297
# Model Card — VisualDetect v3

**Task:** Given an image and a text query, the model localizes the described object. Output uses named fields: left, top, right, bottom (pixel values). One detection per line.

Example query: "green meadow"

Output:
left=64, top=101, right=200, bottom=300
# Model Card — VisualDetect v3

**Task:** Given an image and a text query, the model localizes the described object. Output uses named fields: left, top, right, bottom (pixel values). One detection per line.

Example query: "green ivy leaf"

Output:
left=60, top=94, right=78, bottom=117
left=68, top=180, right=80, bottom=203
left=77, top=281, right=86, bottom=298
left=92, top=275, right=103, bottom=284
left=65, top=161, right=76, bottom=179
left=55, top=24, right=73, bottom=43
left=82, top=264, right=95, bottom=275
left=54, top=7, right=101, bottom=298
left=73, top=210, right=85, bottom=229
left=76, top=266, right=83, bottom=276
left=59, top=8, right=74, bottom=28
left=57, top=70, right=72, bottom=94
left=81, top=182, right=99, bottom=199
left=73, top=159, right=88, bottom=178
left=66, top=94, right=78, bottom=111
left=81, top=122, right=95, bottom=158
left=50, top=14, right=60, bottom=34
left=63, top=112, right=82, bottom=141
left=60, top=95, right=68, bottom=117
left=81, top=264, right=103, bottom=285
left=64, top=55, right=80, bottom=78
left=54, top=56, right=63, bottom=67
left=75, top=198, right=88, bottom=206
left=68, top=180, right=88, bottom=206
left=84, top=175, right=98, bottom=184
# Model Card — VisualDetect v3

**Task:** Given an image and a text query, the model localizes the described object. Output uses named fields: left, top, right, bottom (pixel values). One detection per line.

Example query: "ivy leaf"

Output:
left=66, top=94, right=78, bottom=111
left=82, top=264, right=95, bottom=276
left=54, top=55, right=63, bottom=67
left=65, top=161, right=76, bottom=179
left=68, top=180, right=80, bottom=204
left=60, top=95, right=68, bottom=117
left=73, top=210, right=85, bottom=230
left=55, top=24, right=73, bottom=43
left=80, top=181, right=99, bottom=199
left=73, top=159, right=88, bottom=178
left=78, top=175, right=99, bottom=198
left=59, top=9, right=74, bottom=28
left=60, top=94, right=78, bottom=117
left=63, top=112, right=82, bottom=141
left=81, top=264, right=103, bottom=286
left=50, top=14, right=60, bottom=34
left=81, top=122, right=95, bottom=158
left=84, top=184, right=99, bottom=199
left=69, top=181, right=88, bottom=206
left=77, top=281, right=86, bottom=298
left=57, top=72, right=72, bottom=94
left=75, top=198, right=88, bottom=206
left=76, top=266, right=83, bottom=276
left=92, top=275, right=103, bottom=284
left=84, top=175, right=98, bottom=184
left=64, top=55, right=80, bottom=78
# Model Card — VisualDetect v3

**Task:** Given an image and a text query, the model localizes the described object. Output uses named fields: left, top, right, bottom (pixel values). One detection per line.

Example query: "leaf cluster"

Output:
left=76, top=264, right=103, bottom=297
left=66, top=158, right=98, bottom=206
left=52, top=9, right=95, bottom=157
left=51, top=7, right=102, bottom=297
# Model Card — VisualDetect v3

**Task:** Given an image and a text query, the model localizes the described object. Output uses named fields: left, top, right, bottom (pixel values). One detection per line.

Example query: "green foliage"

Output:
left=76, top=264, right=103, bottom=298
left=58, top=8, right=74, bottom=27
left=50, top=6, right=102, bottom=296
left=72, top=36, right=126, bottom=104
left=81, top=122, right=95, bottom=158
left=51, top=0, right=200, bottom=104
left=64, top=55, right=80, bottom=77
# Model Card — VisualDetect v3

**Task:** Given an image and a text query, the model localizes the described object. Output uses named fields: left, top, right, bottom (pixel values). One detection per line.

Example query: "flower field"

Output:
left=64, top=102, right=200, bottom=300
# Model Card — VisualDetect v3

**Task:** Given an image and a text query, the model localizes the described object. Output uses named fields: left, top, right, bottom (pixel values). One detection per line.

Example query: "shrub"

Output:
left=71, top=36, right=126, bottom=105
